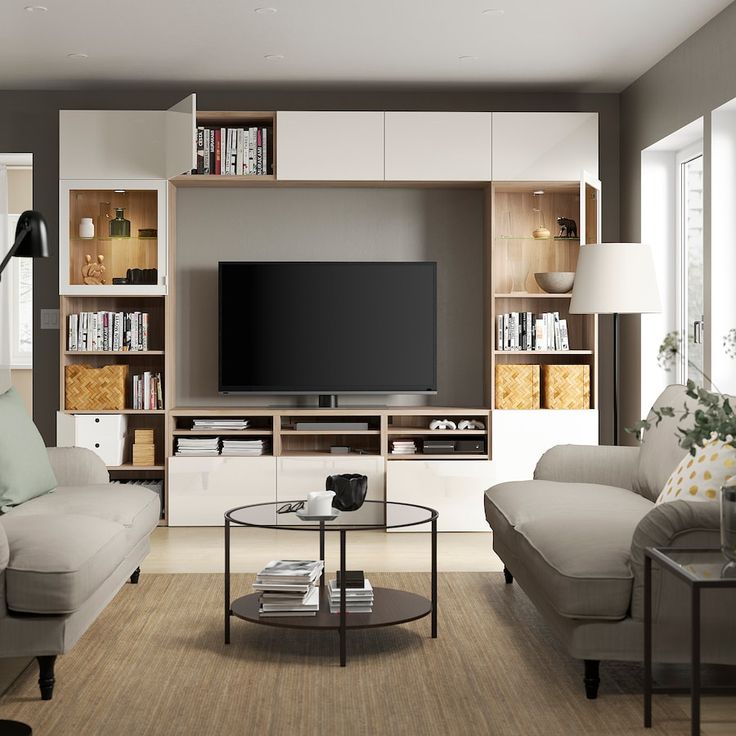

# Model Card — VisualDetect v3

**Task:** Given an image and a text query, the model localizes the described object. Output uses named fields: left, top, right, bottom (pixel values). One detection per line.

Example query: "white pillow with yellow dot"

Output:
left=656, top=435, right=736, bottom=504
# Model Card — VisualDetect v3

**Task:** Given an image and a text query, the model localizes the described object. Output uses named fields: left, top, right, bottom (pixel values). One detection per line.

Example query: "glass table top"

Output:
left=225, top=500, right=437, bottom=532
left=650, top=548, right=736, bottom=583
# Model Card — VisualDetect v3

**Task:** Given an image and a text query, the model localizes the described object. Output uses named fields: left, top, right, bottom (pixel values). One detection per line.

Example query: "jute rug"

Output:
left=0, top=573, right=698, bottom=736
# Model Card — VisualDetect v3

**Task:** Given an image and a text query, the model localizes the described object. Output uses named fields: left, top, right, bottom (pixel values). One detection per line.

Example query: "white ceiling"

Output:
left=0, top=0, right=732, bottom=92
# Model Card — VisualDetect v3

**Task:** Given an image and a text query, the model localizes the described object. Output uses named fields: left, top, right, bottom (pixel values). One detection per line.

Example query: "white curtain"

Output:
left=0, top=163, right=11, bottom=389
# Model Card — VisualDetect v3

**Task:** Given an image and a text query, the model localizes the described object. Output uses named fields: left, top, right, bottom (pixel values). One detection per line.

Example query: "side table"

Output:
left=644, top=546, right=736, bottom=736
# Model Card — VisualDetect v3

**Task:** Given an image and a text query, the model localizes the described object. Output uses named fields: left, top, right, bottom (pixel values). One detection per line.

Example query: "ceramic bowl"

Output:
left=534, top=271, right=575, bottom=294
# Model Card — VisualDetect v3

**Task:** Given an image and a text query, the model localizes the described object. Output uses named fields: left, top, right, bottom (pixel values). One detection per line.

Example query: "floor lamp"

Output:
left=570, top=243, right=661, bottom=445
left=0, top=210, right=48, bottom=281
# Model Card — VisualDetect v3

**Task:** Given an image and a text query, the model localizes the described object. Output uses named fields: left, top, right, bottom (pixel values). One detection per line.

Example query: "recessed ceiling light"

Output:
left=254, top=7, right=277, bottom=14
left=264, top=54, right=284, bottom=61
left=113, top=189, right=126, bottom=194
left=458, top=55, right=478, bottom=62
left=482, top=8, right=505, bottom=16
left=24, top=5, right=48, bottom=12
left=66, top=52, right=89, bottom=59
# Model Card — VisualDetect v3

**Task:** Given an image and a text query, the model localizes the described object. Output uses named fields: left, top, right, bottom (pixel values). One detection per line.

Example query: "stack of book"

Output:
left=192, top=418, right=249, bottom=431
left=175, top=437, right=219, bottom=456
left=391, top=440, right=417, bottom=455
left=132, top=371, right=163, bottom=410
left=221, top=439, right=270, bottom=457
left=68, top=311, right=149, bottom=351
left=195, top=126, right=271, bottom=176
left=497, top=311, right=570, bottom=351
left=253, top=560, right=324, bottom=617
left=328, top=578, right=374, bottom=614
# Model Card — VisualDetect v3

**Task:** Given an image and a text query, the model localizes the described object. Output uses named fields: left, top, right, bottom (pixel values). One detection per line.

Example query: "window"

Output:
left=7, top=213, right=33, bottom=367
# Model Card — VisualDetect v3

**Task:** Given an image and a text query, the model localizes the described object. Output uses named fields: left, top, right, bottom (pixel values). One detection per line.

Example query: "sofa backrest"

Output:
left=633, top=384, right=700, bottom=501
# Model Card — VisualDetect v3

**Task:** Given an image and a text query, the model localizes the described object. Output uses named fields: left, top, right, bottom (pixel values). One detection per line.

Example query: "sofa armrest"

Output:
left=46, top=447, right=109, bottom=487
left=629, top=500, right=721, bottom=619
left=533, top=444, right=640, bottom=491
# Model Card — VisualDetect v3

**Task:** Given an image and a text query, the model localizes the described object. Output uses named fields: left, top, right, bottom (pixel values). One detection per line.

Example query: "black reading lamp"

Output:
left=0, top=210, right=49, bottom=281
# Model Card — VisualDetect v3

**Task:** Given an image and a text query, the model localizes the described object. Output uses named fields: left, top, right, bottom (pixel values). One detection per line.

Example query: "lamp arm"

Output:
left=0, top=221, right=32, bottom=281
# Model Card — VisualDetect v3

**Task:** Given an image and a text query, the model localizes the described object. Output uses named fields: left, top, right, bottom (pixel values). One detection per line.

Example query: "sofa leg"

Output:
left=37, top=655, right=56, bottom=700
left=503, top=566, right=513, bottom=585
left=584, top=659, right=600, bottom=699
left=129, top=567, right=141, bottom=584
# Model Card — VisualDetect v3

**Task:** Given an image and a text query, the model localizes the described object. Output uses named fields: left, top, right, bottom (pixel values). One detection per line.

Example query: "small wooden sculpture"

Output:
left=81, top=254, right=106, bottom=285
left=556, top=217, right=578, bottom=239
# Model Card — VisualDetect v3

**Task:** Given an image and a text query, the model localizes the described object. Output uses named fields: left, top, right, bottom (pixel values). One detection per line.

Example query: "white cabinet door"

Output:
left=277, top=456, right=385, bottom=525
left=491, top=409, right=599, bottom=484
left=384, top=112, right=492, bottom=181
left=491, top=113, right=598, bottom=181
left=168, top=457, right=277, bottom=526
left=386, top=460, right=496, bottom=532
left=165, top=93, right=197, bottom=178
left=276, top=112, right=384, bottom=181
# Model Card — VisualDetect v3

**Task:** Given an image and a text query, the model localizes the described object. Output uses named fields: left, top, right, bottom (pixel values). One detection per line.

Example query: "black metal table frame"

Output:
left=644, top=546, right=736, bottom=736
left=224, top=500, right=439, bottom=666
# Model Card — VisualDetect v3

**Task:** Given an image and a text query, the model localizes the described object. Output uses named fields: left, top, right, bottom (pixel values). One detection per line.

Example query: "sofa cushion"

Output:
left=485, top=480, right=654, bottom=619
left=0, top=513, right=127, bottom=614
left=657, top=438, right=736, bottom=504
left=0, top=387, right=57, bottom=511
left=10, top=484, right=160, bottom=549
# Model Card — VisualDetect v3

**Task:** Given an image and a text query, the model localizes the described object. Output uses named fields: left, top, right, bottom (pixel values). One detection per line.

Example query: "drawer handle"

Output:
left=95, top=443, right=100, bottom=448
left=95, top=418, right=100, bottom=423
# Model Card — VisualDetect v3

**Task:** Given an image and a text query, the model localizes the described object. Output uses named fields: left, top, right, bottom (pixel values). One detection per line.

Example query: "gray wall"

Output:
left=176, top=188, right=483, bottom=407
left=0, top=86, right=619, bottom=443
left=619, top=1, right=736, bottom=441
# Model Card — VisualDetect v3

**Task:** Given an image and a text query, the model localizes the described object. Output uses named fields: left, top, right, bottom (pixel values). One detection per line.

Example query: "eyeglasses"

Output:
left=277, top=501, right=305, bottom=514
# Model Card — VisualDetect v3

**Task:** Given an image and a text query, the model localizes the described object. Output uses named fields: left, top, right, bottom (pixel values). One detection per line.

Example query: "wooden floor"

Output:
left=146, top=527, right=500, bottom=573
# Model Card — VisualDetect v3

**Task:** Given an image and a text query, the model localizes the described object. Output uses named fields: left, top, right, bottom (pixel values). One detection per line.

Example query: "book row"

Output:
left=68, top=312, right=150, bottom=352
left=132, top=371, right=163, bottom=411
left=195, top=126, right=271, bottom=176
left=497, top=311, right=570, bottom=352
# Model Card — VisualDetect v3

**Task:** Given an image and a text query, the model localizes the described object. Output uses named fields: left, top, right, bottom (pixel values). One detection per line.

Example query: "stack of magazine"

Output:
left=328, top=578, right=374, bottom=614
left=253, top=560, right=324, bottom=617
left=175, top=437, right=219, bottom=456
left=221, top=439, right=270, bottom=456
left=192, top=419, right=249, bottom=431
left=391, top=440, right=417, bottom=455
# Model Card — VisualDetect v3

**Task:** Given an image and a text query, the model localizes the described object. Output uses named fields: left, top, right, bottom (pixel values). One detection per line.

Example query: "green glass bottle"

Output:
left=109, top=207, right=130, bottom=238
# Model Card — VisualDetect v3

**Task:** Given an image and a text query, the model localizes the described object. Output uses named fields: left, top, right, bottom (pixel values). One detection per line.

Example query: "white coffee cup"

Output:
left=307, top=490, right=336, bottom=516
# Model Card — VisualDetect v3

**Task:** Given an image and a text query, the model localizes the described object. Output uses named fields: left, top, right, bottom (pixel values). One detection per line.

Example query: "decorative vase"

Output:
left=109, top=207, right=130, bottom=238
left=326, top=474, right=368, bottom=512
left=97, top=202, right=112, bottom=240
left=721, top=481, right=736, bottom=563
left=79, top=217, right=94, bottom=239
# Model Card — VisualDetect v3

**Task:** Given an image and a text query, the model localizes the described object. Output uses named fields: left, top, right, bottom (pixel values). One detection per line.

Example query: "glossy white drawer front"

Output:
left=386, top=460, right=496, bottom=532
left=277, top=456, right=385, bottom=526
left=168, top=456, right=277, bottom=526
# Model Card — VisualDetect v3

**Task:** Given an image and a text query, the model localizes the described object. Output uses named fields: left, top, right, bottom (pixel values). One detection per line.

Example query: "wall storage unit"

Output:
left=276, top=111, right=384, bottom=181
left=384, top=112, right=493, bottom=181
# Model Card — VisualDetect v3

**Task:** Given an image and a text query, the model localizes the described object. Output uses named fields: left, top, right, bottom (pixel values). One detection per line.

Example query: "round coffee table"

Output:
left=224, top=500, right=438, bottom=666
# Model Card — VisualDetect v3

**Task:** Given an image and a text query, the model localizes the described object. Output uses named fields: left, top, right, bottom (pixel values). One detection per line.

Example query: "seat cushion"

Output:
left=0, top=514, right=127, bottom=614
left=10, top=484, right=160, bottom=549
left=485, top=480, right=654, bottom=619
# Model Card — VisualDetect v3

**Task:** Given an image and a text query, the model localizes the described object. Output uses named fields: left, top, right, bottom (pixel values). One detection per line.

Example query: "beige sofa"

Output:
left=0, top=447, right=160, bottom=699
left=484, top=385, right=736, bottom=698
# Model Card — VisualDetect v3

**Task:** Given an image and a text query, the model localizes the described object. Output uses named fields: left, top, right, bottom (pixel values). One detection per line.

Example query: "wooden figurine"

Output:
left=81, top=254, right=106, bottom=285
left=556, top=217, right=578, bottom=239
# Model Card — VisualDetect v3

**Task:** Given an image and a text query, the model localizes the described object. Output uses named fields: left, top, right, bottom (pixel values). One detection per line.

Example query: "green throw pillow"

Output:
left=0, top=387, right=57, bottom=511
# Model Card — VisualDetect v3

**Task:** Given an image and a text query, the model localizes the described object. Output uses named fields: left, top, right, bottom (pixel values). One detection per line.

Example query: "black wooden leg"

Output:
left=584, top=659, right=600, bottom=700
left=339, top=529, right=347, bottom=667
left=37, top=655, right=56, bottom=700
left=129, top=567, right=141, bottom=584
left=503, top=566, right=513, bottom=585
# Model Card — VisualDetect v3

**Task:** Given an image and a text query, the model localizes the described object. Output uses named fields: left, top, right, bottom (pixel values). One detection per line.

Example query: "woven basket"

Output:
left=495, top=364, right=540, bottom=410
left=65, top=364, right=129, bottom=411
left=542, top=364, right=590, bottom=409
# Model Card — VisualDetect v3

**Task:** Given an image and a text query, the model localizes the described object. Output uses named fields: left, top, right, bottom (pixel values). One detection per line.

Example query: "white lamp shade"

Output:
left=569, top=243, right=662, bottom=314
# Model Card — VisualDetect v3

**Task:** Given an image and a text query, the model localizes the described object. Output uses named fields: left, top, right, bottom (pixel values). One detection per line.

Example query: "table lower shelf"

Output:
left=231, top=587, right=431, bottom=630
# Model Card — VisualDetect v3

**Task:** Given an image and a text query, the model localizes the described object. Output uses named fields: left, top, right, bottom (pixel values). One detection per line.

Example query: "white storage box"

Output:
left=56, top=412, right=127, bottom=467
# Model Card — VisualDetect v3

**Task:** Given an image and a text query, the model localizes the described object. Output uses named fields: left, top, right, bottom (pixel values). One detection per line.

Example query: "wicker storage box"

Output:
left=65, top=364, right=129, bottom=411
left=541, top=364, right=590, bottom=409
left=495, top=364, right=540, bottom=409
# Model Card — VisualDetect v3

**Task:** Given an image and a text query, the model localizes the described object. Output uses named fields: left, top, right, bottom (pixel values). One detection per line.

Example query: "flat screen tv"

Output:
left=218, top=261, right=437, bottom=401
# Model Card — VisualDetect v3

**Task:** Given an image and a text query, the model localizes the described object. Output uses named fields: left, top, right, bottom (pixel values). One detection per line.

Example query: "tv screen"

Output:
left=219, top=261, right=437, bottom=395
